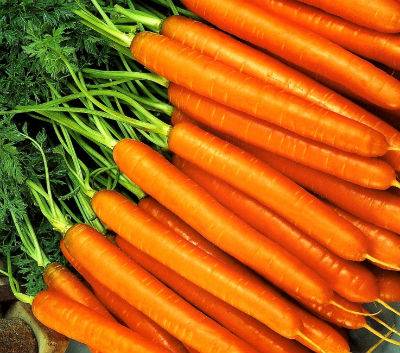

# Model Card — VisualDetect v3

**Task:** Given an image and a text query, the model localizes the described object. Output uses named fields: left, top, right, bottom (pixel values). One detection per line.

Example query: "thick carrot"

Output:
left=116, top=236, right=311, bottom=353
left=296, top=0, right=400, bottom=33
left=251, top=0, right=400, bottom=70
left=131, top=32, right=389, bottom=156
left=174, top=157, right=379, bottom=303
left=181, top=0, right=400, bottom=109
left=32, top=289, right=172, bottom=353
left=374, top=269, right=400, bottom=303
left=91, top=189, right=309, bottom=335
left=245, top=147, right=400, bottom=235
left=330, top=207, right=400, bottom=270
left=63, top=224, right=259, bottom=353
left=43, top=262, right=113, bottom=319
left=169, top=88, right=396, bottom=189
left=163, top=122, right=368, bottom=261
left=137, top=197, right=235, bottom=264
left=160, top=16, right=399, bottom=139
left=60, top=241, right=187, bottom=353
left=112, top=138, right=337, bottom=306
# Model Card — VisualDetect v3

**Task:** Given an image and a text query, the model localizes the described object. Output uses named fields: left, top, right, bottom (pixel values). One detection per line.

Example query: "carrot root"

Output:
left=365, top=255, right=400, bottom=271
left=330, top=301, right=379, bottom=316
left=364, top=325, right=400, bottom=346
left=376, top=299, right=400, bottom=317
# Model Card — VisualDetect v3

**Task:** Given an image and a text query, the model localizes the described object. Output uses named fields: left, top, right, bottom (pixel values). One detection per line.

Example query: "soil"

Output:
left=0, top=317, right=38, bottom=353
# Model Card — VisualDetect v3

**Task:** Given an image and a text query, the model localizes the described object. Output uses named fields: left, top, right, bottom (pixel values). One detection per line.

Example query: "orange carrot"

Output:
left=159, top=16, right=400, bottom=140
left=60, top=241, right=188, bottom=353
left=251, top=0, right=400, bottom=70
left=91, top=189, right=309, bottom=336
left=32, top=290, right=172, bottom=353
left=181, top=0, right=400, bottom=109
left=295, top=0, right=400, bottom=33
left=116, top=236, right=311, bottom=353
left=374, top=269, right=400, bottom=303
left=63, top=223, right=272, bottom=351
left=131, top=32, right=388, bottom=156
left=168, top=87, right=396, bottom=189
left=137, top=197, right=235, bottom=264
left=112, top=138, right=338, bottom=306
left=174, top=157, right=379, bottom=303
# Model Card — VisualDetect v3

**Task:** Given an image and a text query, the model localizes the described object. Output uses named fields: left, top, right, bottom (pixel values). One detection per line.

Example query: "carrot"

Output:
left=32, top=289, right=172, bottom=353
left=137, top=197, right=235, bottom=264
left=156, top=16, right=400, bottom=138
left=168, top=87, right=396, bottom=189
left=162, top=122, right=369, bottom=261
left=181, top=0, right=400, bottom=109
left=173, top=157, right=379, bottom=303
left=295, top=0, right=400, bottom=33
left=60, top=241, right=188, bottom=353
left=130, top=32, right=388, bottom=156
left=374, top=269, right=400, bottom=303
left=63, top=224, right=272, bottom=352
left=384, top=151, right=400, bottom=172
left=116, top=236, right=311, bottom=353
left=91, top=190, right=310, bottom=337
left=251, top=0, right=400, bottom=70
left=43, top=262, right=113, bottom=320
left=244, top=146, right=400, bottom=237
left=331, top=206, right=400, bottom=270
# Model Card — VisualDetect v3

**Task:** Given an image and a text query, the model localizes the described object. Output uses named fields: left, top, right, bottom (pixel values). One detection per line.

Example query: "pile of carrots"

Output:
left=10, top=1, right=400, bottom=353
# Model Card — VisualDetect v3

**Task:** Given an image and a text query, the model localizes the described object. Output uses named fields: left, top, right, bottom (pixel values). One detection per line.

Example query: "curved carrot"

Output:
left=131, top=32, right=389, bottom=156
left=116, top=236, right=311, bottom=353
left=374, top=269, right=400, bottom=303
left=296, top=0, right=400, bottom=33
left=91, top=189, right=306, bottom=337
left=160, top=16, right=399, bottom=140
left=137, top=197, right=235, bottom=264
left=32, top=290, right=172, bottom=353
left=169, top=87, right=396, bottom=189
left=252, top=0, right=400, bottom=70
left=60, top=241, right=189, bottom=353
left=245, top=147, right=400, bottom=235
left=164, top=122, right=368, bottom=261
left=63, top=224, right=259, bottom=353
left=112, top=137, right=336, bottom=306
left=174, top=157, right=379, bottom=303
left=181, top=0, right=400, bottom=109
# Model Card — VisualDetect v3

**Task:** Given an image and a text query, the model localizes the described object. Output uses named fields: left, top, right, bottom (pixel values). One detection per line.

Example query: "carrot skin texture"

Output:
left=296, top=0, right=400, bottom=33
left=116, top=236, right=311, bottom=353
left=32, top=290, right=172, bottom=353
left=63, top=224, right=258, bottom=353
left=251, top=0, right=400, bottom=70
left=167, top=122, right=368, bottom=261
left=169, top=87, right=396, bottom=189
left=181, top=0, right=400, bottom=109
left=175, top=158, right=379, bottom=303
left=248, top=148, right=400, bottom=234
left=92, top=189, right=303, bottom=338
left=113, top=138, right=334, bottom=306
left=374, top=269, right=400, bottom=302
left=131, top=32, right=388, bottom=156
left=161, top=16, right=397, bottom=136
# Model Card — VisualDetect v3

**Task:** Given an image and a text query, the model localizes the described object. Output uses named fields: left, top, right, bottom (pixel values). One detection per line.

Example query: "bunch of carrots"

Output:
left=3, top=1, right=400, bottom=353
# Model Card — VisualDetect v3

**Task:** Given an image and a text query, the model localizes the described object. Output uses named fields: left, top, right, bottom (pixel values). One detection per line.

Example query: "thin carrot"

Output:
left=130, top=32, right=388, bottom=156
left=32, top=289, right=172, bottom=353
left=137, top=197, right=236, bottom=264
left=112, top=138, right=337, bottom=306
left=174, top=157, right=379, bottom=303
left=168, top=87, right=397, bottom=189
left=116, top=236, right=311, bottom=353
left=91, top=189, right=308, bottom=336
left=162, top=122, right=369, bottom=261
left=331, top=206, right=400, bottom=270
left=251, top=0, right=400, bottom=70
left=374, top=269, right=400, bottom=303
left=60, top=241, right=188, bottom=353
left=181, top=0, right=400, bottom=109
left=63, top=223, right=270, bottom=352
left=295, top=0, right=400, bottom=33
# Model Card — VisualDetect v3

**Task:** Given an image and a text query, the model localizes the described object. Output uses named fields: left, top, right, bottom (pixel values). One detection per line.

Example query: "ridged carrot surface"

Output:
left=374, top=269, right=400, bottom=302
left=131, top=31, right=388, bottom=156
left=181, top=0, right=400, bottom=109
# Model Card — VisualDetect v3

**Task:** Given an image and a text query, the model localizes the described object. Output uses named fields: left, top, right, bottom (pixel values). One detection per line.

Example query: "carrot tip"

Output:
left=330, top=300, right=379, bottom=316
left=365, top=325, right=400, bottom=346
left=371, top=316, right=400, bottom=336
left=392, top=180, right=400, bottom=189
left=376, top=299, right=400, bottom=317
left=365, top=255, right=400, bottom=271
